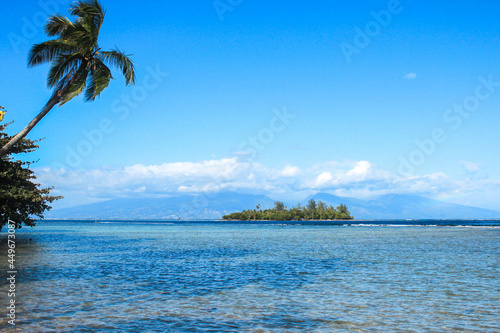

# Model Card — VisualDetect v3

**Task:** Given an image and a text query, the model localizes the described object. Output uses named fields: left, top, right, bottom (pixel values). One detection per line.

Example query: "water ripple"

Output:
left=1, top=222, right=499, bottom=332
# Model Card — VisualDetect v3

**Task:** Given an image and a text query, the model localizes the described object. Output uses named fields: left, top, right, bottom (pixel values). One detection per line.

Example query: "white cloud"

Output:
left=315, top=172, right=333, bottom=188
left=133, top=186, right=146, bottom=193
left=178, top=185, right=190, bottom=192
left=344, top=160, right=374, bottom=182
left=280, top=165, right=301, bottom=177
left=36, top=157, right=500, bottom=211
left=404, top=73, right=417, bottom=79
left=460, top=160, right=481, bottom=173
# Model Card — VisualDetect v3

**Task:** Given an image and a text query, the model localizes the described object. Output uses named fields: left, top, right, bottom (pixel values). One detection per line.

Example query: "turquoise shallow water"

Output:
left=1, top=221, right=499, bottom=332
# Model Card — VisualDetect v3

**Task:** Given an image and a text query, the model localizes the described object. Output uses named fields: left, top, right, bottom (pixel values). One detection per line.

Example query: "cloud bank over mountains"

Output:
left=37, top=157, right=500, bottom=211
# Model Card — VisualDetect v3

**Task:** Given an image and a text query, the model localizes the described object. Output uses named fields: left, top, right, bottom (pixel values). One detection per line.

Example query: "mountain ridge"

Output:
left=45, top=192, right=500, bottom=220
left=306, top=193, right=500, bottom=220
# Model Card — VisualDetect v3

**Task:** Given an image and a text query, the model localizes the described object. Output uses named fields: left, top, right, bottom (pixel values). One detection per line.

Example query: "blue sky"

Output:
left=1, top=0, right=500, bottom=210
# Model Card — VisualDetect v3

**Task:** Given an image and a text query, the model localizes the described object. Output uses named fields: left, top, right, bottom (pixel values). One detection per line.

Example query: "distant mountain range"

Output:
left=307, top=193, right=500, bottom=220
left=45, top=192, right=500, bottom=220
left=46, top=193, right=275, bottom=220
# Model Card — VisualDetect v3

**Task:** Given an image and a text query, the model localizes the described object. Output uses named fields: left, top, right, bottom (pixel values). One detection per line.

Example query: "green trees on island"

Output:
left=0, top=0, right=135, bottom=156
left=222, top=199, right=353, bottom=221
left=0, top=122, right=61, bottom=230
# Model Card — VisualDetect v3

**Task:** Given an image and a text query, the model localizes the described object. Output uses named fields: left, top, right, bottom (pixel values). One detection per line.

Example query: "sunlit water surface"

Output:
left=1, top=221, right=499, bottom=332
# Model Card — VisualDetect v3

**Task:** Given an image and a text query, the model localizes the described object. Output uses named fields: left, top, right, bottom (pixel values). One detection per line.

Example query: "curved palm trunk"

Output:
left=0, top=95, right=61, bottom=157
left=0, top=68, right=84, bottom=157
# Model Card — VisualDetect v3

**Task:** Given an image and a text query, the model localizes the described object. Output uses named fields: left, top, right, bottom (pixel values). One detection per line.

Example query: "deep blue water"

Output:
left=1, top=220, right=499, bottom=332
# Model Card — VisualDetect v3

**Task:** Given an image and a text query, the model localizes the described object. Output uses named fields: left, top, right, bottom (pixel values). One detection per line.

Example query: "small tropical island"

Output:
left=222, top=199, right=354, bottom=221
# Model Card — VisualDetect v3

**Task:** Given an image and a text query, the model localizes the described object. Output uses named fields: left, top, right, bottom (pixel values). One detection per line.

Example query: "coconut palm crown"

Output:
left=0, top=0, right=135, bottom=156
left=29, top=0, right=135, bottom=104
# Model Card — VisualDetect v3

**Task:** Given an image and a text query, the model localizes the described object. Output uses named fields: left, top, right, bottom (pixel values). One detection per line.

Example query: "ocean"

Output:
left=1, top=220, right=499, bottom=332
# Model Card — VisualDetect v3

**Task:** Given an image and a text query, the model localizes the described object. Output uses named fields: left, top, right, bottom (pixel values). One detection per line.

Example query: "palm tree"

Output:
left=0, top=0, right=135, bottom=156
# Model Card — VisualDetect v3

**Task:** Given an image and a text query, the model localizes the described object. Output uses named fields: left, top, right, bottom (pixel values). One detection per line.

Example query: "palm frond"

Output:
left=59, top=21, right=94, bottom=49
left=45, top=14, right=74, bottom=36
left=50, top=71, right=72, bottom=100
left=46, top=53, right=83, bottom=88
left=26, top=0, right=134, bottom=110
left=99, top=49, right=135, bottom=85
left=84, top=59, right=112, bottom=101
left=28, top=40, right=78, bottom=67
left=59, top=65, right=90, bottom=105
left=70, top=0, right=106, bottom=20
left=70, top=0, right=106, bottom=37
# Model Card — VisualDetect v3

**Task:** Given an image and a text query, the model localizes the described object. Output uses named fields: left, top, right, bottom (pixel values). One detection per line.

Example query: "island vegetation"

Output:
left=222, top=199, right=353, bottom=221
